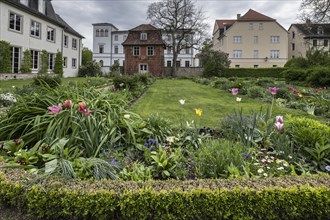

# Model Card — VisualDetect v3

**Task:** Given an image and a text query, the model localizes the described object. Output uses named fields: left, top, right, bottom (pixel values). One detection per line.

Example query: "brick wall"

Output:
left=164, top=67, right=203, bottom=77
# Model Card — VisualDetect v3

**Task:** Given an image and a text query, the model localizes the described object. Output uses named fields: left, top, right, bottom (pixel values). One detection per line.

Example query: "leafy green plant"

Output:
left=20, top=49, right=32, bottom=73
left=39, top=50, right=48, bottom=74
left=33, top=74, right=62, bottom=88
left=0, top=40, right=11, bottom=73
left=247, top=86, right=266, bottom=99
left=53, top=51, right=64, bottom=77
left=118, top=161, right=152, bottom=181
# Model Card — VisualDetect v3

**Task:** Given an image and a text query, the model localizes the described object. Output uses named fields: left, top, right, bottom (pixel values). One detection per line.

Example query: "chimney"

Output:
left=237, top=14, right=241, bottom=19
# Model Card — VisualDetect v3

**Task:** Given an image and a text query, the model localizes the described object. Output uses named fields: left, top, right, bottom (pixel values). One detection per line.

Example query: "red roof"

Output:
left=238, top=9, right=275, bottom=21
left=215, top=19, right=236, bottom=29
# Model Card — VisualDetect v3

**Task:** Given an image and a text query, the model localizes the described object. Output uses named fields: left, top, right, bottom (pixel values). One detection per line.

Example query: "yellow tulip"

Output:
left=195, top=108, right=202, bottom=117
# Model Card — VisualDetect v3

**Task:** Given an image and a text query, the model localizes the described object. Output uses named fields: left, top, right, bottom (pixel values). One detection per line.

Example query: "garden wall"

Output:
left=0, top=73, right=37, bottom=80
left=164, top=67, right=203, bottom=77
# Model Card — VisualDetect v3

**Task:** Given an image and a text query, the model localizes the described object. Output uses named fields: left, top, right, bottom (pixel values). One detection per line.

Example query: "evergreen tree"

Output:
left=39, top=50, right=48, bottom=74
left=20, top=49, right=32, bottom=73
left=54, top=51, right=64, bottom=77
left=0, top=40, right=12, bottom=73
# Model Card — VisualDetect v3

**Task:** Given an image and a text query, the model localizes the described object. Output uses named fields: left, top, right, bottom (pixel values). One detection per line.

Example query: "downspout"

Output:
left=110, top=26, right=113, bottom=67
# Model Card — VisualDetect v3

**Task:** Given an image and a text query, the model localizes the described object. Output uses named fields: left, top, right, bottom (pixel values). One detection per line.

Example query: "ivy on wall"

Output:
left=0, top=40, right=12, bottom=73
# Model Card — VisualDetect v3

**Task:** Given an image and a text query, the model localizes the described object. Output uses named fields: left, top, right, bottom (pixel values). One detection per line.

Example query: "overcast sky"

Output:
left=52, top=0, right=303, bottom=49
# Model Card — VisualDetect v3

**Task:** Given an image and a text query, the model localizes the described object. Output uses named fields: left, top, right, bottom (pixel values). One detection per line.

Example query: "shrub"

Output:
left=284, top=57, right=309, bottom=68
left=53, top=51, right=64, bottom=77
left=283, top=68, right=308, bottom=83
left=0, top=40, right=12, bottom=73
left=33, top=74, right=62, bottom=88
left=221, top=68, right=285, bottom=78
left=247, top=86, right=266, bottom=98
left=307, top=67, right=330, bottom=87
left=255, top=78, right=276, bottom=87
left=20, top=49, right=32, bottom=73
left=78, top=61, right=102, bottom=77
left=39, top=50, right=48, bottom=74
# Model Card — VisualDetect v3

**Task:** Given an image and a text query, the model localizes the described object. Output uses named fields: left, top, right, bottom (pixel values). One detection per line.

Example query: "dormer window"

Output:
left=140, top=32, right=147, bottom=40
left=20, top=0, right=29, bottom=6
left=317, top=26, right=324, bottom=35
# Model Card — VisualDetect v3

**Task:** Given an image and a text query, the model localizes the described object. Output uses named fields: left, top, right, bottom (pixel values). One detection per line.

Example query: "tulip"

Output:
left=48, top=103, right=62, bottom=115
left=274, top=122, right=284, bottom=131
left=78, top=101, right=87, bottom=111
left=231, top=88, right=239, bottom=95
left=64, top=100, right=72, bottom=108
left=195, top=108, right=202, bottom=117
left=275, top=115, right=283, bottom=124
left=268, top=87, right=279, bottom=95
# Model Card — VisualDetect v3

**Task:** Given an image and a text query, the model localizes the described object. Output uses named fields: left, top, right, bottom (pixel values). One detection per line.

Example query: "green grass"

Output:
left=130, top=79, right=323, bottom=128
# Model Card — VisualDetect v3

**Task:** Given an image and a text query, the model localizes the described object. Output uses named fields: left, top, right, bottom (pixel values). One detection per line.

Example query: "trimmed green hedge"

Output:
left=0, top=168, right=329, bottom=219
left=221, top=68, right=286, bottom=78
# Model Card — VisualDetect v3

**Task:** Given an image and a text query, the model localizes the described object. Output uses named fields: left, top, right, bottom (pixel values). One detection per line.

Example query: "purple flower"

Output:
left=48, top=103, right=62, bottom=115
left=325, top=165, right=330, bottom=172
left=144, top=143, right=150, bottom=147
left=275, top=116, right=284, bottom=124
left=111, top=159, right=116, bottom=164
left=274, top=122, right=284, bottom=131
left=268, top=87, right=279, bottom=95
left=243, top=153, right=251, bottom=158
left=231, top=88, right=239, bottom=95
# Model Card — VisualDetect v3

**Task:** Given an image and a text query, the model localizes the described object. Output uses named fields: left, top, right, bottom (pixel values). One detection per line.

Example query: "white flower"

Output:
left=166, top=136, right=177, bottom=143
left=12, top=86, right=15, bottom=88
left=263, top=173, right=268, bottom=177
left=236, top=97, right=242, bottom=102
left=288, top=155, right=293, bottom=159
left=119, top=83, right=124, bottom=87
left=179, top=99, right=185, bottom=105
left=257, top=168, right=264, bottom=173
left=124, top=114, right=130, bottom=119
left=277, top=167, right=284, bottom=170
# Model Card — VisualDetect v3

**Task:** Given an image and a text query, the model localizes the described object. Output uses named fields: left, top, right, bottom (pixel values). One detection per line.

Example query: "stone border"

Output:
left=0, top=73, right=38, bottom=80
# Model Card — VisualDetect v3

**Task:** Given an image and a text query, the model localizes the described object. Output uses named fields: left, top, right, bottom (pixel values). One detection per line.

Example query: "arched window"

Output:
left=100, top=29, right=105, bottom=37
left=96, top=29, right=100, bottom=37
left=105, top=29, right=109, bottom=37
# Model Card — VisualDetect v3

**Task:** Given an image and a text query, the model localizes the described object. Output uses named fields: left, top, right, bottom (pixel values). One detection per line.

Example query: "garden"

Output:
left=0, top=73, right=329, bottom=219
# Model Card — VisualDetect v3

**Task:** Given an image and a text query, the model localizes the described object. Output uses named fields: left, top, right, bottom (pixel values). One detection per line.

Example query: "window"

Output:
left=11, top=47, right=21, bottom=73
left=185, top=48, right=190, bottom=54
left=63, top=57, right=67, bottom=68
left=254, top=65, right=259, bottom=68
left=176, top=61, right=180, bottom=67
left=47, top=27, right=55, bottom=42
left=270, top=50, right=280, bottom=58
left=167, top=60, right=172, bottom=67
left=64, top=35, right=68, bottom=47
left=30, top=50, right=39, bottom=69
left=317, top=26, right=324, bottom=35
left=270, top=36, right=280, bottom=44
left=147, top=46, right=154, bottom=56
left=133, top=46, right=140, bottom=56
left=185, top=61, right=190, bottom=67
left=100, top=29, right=104, bottom=37
left=233, top=36, right=242, bottom=44
left=259, top=23, right=263, bottom=30
left=9, top=12, right=22, bottom=32
left=72, top=38, right=77, bottom=49
left=253, top=50, right=259, bottom=59
left=114, top=45, right=118, bottom=54
left=30, top=20, right=40, bottom=38
left=313, top=40, right=317, bottom=46
left=139, top=64, right=148, bottom=73
left=96, top=29, right=100, bottom=37
left=249, top=22, right=253, bottom=30
left=292, top=31, right=295, bottom=39
left=235, top=65, right=240, bottom=68
left=140, top=33, right=147, bottom=40
left=253, top=36, right=258, bottom=44
left=72, top=58, right=77, bottom=68
left=233, top=50, right=242, bottom=58
left=114, top=35, right=118, bottom=41
left=99, top=45, right=104, bottom=53
left=105, top=29, right=108, bottom=37
left=48, top=53, right=54, bottom=70
left=273, top=65, right=278, bottom=67
left=292, top=43, right=295, bottom=51
left=324, top=40, right=328, bottom=47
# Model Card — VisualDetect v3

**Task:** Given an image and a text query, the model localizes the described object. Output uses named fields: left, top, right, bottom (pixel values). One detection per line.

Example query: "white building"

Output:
left=0, top=0, right=84, bottom=77
left=92, top=23, right=196, bottom=74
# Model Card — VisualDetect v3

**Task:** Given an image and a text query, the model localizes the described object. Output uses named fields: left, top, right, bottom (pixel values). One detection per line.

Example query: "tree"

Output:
left=39, top=50, right=48, bottom=74
left=299, top=0, right=330, bottom=23
left=199, top=40, right=230, bottom=77
left=0, top=40, right=12, bottom=73
left=147, top=0, right=209, bottom=76
left=20, top=49, right=32, bottom=73
left=54, top=51, right=64, bottom=77
left=82, top=47, right=93, bottom=66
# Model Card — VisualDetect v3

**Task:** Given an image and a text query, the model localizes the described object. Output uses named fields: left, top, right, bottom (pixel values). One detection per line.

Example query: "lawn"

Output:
left=130, top=79, right=322, bottom=128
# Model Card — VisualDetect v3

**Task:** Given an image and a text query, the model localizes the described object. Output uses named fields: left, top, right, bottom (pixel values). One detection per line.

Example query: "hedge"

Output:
left=0, top=167, right=329, bottom=219
left=221, top=68, right=286, bottom=78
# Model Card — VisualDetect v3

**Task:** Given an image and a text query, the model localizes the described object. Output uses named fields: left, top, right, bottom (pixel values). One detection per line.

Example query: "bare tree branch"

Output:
left=298, top=0, right=330, bottom=23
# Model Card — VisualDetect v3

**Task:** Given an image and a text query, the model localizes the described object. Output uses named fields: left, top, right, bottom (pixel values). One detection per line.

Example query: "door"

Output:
left=11, top=47, right=21, bottom=73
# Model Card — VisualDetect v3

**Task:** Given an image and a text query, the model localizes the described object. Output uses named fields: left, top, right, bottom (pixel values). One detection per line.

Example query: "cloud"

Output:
left=52, top=0, right=302, bottom=49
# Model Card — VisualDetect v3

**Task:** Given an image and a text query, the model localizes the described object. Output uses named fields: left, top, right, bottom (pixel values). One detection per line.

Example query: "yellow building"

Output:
left=212, top=9, right=288, bottom=68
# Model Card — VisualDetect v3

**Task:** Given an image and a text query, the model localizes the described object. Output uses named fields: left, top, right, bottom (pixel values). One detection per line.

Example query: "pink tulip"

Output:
left=64, top=100, right=72, bottom=108
left=268, top=87, right=279, bottom=95
left=82, top=109, right=93, bottom=116
left=231, top=88, right=239, bottom=95
left=275, top=116, right=283, bottom=124
left=274, top=122, right=284, bottom=131
left=78, top=101, right=93, bottom=116
left=48, top=103, right=62, bottom=115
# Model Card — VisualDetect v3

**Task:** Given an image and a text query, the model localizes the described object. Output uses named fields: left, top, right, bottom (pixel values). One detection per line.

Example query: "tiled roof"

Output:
left=292, top=23, right=330, bottom=37
left=56, top=14, right=84, bottom=38
left=238, top=9, right=275, bottom=21
left=122, top=24, right=165, bottom=46
left=215, top=19, right=236, bottom=29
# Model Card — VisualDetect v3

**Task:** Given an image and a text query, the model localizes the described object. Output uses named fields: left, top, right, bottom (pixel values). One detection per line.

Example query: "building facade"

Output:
left=92, top=23, right=196, bottom=74
left=0, top=0, right=83, bottom=77
left=212, top=9, right=288, bottom=68
left=288, top=22, right=330, bottom=58
left=122, top=24, right=165, bottom=76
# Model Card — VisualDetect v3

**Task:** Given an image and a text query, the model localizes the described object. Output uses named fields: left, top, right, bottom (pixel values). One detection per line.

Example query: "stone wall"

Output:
left=164, top=67, right=203, bottom=77
left=0, top=73, right=38, bottom=80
